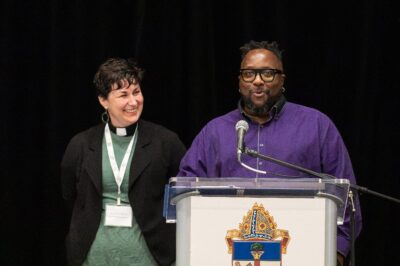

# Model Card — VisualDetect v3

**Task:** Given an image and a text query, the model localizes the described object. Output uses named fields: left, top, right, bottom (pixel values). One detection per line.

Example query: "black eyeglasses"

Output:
left=240, top=68, right=284, bottom=83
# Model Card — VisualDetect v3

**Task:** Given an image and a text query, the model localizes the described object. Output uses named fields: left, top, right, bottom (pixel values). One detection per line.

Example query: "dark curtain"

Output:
left=1, top=0, right=399, bottom=265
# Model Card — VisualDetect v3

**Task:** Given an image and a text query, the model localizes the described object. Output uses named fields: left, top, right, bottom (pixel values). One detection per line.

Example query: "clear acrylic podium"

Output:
left=164, top=177, right=350, bottom=266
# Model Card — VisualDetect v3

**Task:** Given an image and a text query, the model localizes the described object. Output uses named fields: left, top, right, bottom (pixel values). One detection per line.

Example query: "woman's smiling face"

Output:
left=98, top=79, right=144, bottom=127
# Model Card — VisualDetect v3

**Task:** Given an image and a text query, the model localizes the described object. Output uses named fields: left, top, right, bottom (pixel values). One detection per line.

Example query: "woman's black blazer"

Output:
left=61, top=120, right=186, bottom=266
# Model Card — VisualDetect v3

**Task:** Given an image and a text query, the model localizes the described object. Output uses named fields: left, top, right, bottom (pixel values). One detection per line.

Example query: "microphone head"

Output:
left=235, top=120, right=249, bottom=132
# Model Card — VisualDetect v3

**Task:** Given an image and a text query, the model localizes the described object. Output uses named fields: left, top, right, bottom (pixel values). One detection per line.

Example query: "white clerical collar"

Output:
left=108, top=122, right=138, bottom=136
left=116, top=127, right=127, bottom=136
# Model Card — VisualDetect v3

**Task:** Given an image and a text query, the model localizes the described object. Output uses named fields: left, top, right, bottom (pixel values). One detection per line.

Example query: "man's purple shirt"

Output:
left=178, top=101, right=362, bottom=256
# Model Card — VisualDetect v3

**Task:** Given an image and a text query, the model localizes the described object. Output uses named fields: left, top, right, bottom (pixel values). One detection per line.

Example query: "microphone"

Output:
left=235, top=120, right=249, bottom=162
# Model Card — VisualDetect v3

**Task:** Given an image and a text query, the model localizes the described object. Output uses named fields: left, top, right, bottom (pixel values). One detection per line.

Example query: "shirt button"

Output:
left=259, top=162, right=263, bottom=165
left=259, top=143, right=264, bottom=147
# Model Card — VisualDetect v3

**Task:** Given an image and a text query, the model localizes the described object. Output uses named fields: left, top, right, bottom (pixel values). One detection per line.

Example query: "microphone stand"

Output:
left=348, top=190, right=356, bottom=266
left=345, top=184, right=400, bottom=266
left=244, top=148, right=331, bottom=180
left=243, top=147, right=400, bottom=266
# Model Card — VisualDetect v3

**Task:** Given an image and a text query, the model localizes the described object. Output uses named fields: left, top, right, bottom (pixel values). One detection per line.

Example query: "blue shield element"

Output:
left=232, top=240, right=281, bottom=265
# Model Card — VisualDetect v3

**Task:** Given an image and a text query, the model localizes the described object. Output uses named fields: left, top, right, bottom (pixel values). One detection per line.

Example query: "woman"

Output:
left=61, top=58, right=186, bottom=266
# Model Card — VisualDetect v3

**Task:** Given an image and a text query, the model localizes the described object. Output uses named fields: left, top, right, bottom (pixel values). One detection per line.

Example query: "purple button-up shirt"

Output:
left=178, top=99, right=362, bottom=256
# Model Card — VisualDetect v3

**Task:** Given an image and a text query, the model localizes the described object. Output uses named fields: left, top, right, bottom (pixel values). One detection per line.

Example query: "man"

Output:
left=177, top=40, right=362, bottom=265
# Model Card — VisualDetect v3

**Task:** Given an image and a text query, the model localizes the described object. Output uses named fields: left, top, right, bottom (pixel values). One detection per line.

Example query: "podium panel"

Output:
left=164, top=177, right=350, bottom=266
left=176, top=196, right=337, bottom=266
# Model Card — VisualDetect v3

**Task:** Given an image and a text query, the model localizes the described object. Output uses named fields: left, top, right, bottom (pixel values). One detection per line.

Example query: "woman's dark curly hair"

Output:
left=93, top=58, right=144, bottom=98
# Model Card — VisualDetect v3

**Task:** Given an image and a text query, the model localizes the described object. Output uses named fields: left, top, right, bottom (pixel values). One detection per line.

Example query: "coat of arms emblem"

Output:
left=226, top=203, right=290, bottom=265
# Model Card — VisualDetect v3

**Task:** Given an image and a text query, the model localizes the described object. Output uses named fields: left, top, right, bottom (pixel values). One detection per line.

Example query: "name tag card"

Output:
left=104, top=204, right=133, bottom=227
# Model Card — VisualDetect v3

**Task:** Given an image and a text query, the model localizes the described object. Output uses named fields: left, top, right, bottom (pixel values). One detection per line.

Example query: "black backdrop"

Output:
left=1, top=0, right=399, bottom=265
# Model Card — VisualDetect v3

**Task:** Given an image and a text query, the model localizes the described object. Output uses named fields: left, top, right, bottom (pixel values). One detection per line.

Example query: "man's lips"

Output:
left=250, top=88, right=270, bottom=97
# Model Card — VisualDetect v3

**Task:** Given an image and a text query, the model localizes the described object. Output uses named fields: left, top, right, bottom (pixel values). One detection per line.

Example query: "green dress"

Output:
left=83, top=131, right=157, bottom=266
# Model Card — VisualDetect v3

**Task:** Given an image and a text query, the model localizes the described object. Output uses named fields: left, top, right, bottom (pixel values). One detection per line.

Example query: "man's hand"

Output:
left=337, top=253, right=344, bottom=266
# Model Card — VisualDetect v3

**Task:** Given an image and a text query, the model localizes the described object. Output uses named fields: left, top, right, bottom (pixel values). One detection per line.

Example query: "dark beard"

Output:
left=242, top=91, right=281, bottom=116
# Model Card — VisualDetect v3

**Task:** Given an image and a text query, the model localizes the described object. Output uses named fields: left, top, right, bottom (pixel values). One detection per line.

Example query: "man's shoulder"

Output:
left=284, top=102, right=330, bottom=119
left=206, top=109, right=241, bottom=126
left=191, top=109, right=240, bottom=138
left=283, top=102, right=337, bottom=133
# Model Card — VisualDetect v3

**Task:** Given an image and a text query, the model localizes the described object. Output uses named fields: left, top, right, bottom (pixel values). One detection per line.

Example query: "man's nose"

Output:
left=253, top=73, right=264, bottom=85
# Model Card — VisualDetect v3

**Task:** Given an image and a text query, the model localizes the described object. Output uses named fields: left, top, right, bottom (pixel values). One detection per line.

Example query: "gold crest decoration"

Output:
left=226, top=203, right=290, bottom=254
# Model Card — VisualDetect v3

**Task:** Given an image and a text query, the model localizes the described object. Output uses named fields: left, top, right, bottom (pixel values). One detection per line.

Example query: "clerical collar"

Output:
left=107, top=122, right=138, bottom=136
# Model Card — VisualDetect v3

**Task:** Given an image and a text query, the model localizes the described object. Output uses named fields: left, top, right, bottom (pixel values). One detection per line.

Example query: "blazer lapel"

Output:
left=129, top=121, right=152, bottom=190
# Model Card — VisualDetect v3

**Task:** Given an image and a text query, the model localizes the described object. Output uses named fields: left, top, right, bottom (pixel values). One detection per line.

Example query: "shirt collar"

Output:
left=238, top=94, right=287, bottom=123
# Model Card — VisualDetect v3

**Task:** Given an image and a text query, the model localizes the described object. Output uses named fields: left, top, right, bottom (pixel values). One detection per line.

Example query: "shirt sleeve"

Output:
left=319, top=118, right=362, bottom=257
left=165, top=132, right=187, bottom=179
left=177, top=125, right=219, bottom=177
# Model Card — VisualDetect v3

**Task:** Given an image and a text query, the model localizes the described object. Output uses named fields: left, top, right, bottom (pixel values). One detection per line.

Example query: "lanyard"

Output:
left=104, top=123, right=137, bottom=205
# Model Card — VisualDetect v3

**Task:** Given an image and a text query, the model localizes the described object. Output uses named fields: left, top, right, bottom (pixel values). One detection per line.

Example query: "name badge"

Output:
left=104, top=204, right=133, bottom=227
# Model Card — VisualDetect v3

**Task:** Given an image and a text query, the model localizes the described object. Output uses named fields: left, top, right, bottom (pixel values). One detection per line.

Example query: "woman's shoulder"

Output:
left=139, top=120, right=179, bottom=137
left=67, top=124, right=104, bottom=146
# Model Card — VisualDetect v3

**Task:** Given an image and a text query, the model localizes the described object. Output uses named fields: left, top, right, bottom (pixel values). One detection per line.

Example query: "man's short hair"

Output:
left=240, top=40, right=283, bottom=61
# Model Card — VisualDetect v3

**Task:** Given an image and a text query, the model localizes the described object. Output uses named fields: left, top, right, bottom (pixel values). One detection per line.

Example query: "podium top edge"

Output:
left=169, top=177, right=350, bottom=185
